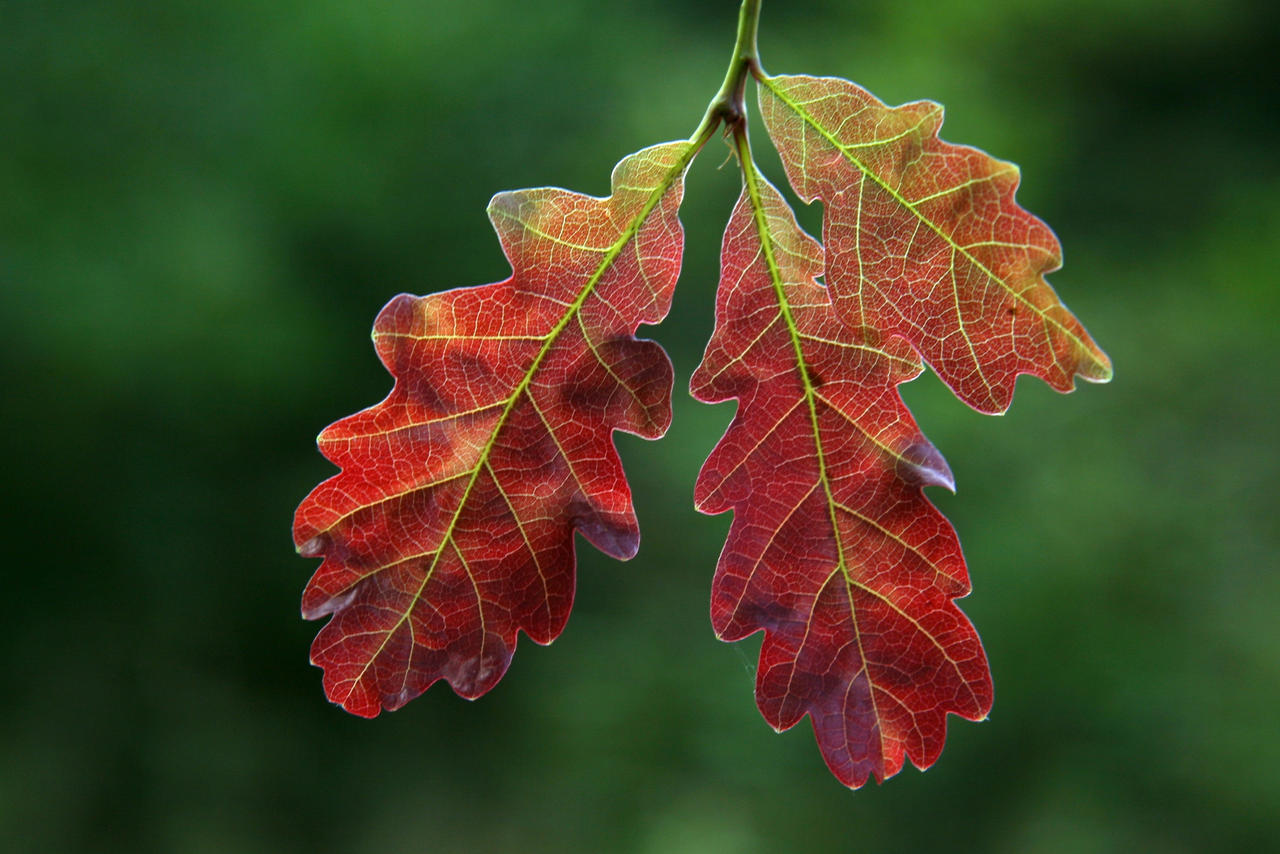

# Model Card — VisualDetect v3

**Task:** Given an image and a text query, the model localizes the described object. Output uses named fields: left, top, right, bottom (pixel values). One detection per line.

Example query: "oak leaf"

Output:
left=293, top=142, right=697, bottom=715
left=758, top=74, right=1111, bottom=413
left=693, top=164, right=992, bottom=788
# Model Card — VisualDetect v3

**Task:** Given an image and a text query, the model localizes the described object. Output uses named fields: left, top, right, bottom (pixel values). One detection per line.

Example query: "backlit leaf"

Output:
left=692, top=160, right=992, bottom=788
left=293, top=141, right=697, bottom=715
left=758, top=74, right=1112, bottom=413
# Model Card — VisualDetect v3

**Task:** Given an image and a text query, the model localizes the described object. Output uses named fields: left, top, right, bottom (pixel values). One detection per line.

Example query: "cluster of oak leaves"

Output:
left=294, top=71, right=1110, bottom=789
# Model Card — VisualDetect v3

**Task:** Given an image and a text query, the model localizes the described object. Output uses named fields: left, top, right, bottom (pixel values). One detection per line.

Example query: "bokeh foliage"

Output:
left=2, top=1, right=1277, bottom=851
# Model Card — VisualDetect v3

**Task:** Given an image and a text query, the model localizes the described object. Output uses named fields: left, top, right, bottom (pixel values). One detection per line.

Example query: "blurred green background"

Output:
left=3, top=0, right=1277, bottom=851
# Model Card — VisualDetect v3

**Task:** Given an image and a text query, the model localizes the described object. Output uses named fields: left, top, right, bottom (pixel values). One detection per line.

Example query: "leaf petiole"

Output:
left=688, top=0, right=763, bottom=144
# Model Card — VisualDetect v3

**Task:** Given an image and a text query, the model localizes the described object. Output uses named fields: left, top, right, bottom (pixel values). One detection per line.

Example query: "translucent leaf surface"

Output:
left=759, top=74, right=1111, bottom=413
left=692, top=167, right=992, bottom=788
left=294, top=142, right=696, bottom=715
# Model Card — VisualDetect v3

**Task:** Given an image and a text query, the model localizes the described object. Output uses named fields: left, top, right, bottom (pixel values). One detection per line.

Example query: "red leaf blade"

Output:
left=294, top=142, right=697, bottom=715
left=758, top=74, right=1111, bottom=414
left=693, top=169, right=992, bottom=788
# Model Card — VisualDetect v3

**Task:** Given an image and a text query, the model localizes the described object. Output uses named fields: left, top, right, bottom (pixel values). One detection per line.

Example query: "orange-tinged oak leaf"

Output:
left=758, top=73, right=1111, bottom=414
left=692, top=161, right=992, bottom=788
left=293, top=141, right=697, bottom=715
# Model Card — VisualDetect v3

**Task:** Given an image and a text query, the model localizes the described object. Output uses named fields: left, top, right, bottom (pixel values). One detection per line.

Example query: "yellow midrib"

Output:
left=738, top=145, right=983, bottom=767
left=761, top=77, right=1104, bottom=379
left=737, top=137, right=889, bottom=767
left=337, top=142, right=696, bottom=705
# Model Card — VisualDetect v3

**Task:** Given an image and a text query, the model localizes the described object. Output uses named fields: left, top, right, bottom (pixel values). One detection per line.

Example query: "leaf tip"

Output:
left=1081, top=348, right=1114, bottom=385
left=341, top=695, right=383, bottom=719
left=296, top=534, right=326, bottom=559
left=900, top=440, right=956, bottom=493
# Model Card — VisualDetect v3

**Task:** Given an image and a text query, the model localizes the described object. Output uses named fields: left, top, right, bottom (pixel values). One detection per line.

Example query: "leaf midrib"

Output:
left=339, top=143, right=696, bottom=705
left=738, top=146, right=983, bottom=764
left=760, top=76, right=1103, bottom=379
left=737, top=145, right=889, bottom=766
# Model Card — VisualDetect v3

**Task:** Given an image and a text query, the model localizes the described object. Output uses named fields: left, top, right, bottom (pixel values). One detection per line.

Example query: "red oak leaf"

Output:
left=692, top=152, right=992, bottom=788
left=758, top=74, right=1111, bottom=414
left=293, top=141, right=698, bottom=716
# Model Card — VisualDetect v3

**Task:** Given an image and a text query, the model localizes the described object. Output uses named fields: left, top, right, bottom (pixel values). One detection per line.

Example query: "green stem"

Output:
left=688, top=0, right=763, bottom=143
